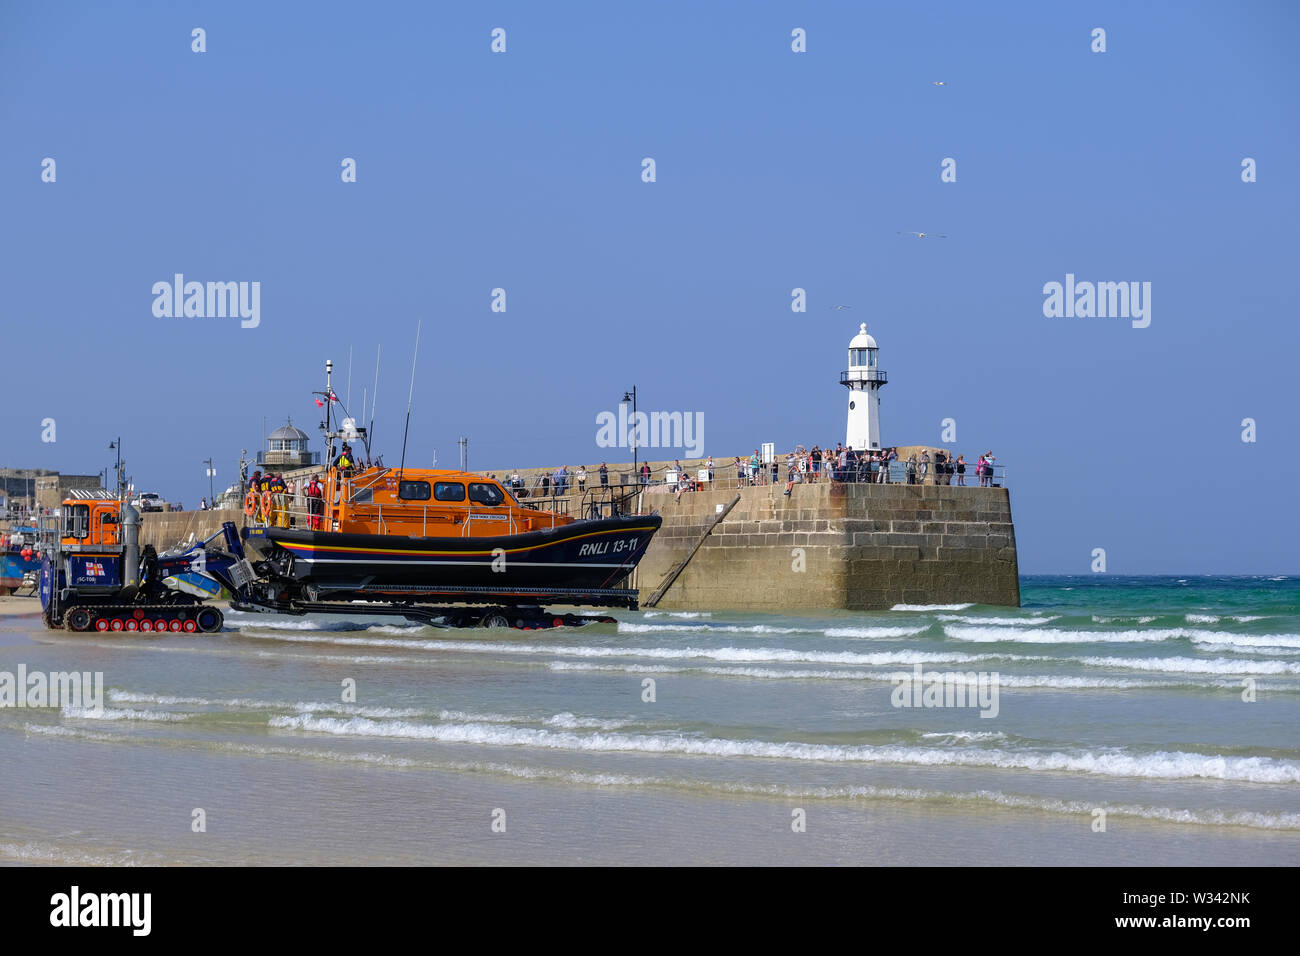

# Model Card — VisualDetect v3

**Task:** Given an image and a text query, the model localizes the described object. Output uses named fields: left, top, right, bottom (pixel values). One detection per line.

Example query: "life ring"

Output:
left=244, top=491, right=257, bottom=517
left=261, top=491, right=273, bottom=517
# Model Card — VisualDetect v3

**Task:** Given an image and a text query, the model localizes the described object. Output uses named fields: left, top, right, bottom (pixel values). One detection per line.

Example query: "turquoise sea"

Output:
left=1, top=575, right=1297, bottom=865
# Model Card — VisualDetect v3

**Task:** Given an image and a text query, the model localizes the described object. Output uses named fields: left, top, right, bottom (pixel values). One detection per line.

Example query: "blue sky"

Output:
left=2, top=1, right=1297, bottom=573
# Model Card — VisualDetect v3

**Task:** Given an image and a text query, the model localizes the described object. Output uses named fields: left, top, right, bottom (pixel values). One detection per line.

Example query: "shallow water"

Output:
left=2, top=576, right=1298, bottom=865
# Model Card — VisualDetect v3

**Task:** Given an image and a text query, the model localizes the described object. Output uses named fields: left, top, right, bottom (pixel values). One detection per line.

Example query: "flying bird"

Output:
left=933, top=81, right=947, bottom=86
left=898, top=231, right=948, bottom=239
left=831, top=304, right=853, bottom=311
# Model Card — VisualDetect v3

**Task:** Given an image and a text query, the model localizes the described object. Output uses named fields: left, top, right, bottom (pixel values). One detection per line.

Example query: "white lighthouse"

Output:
left=840, top=323, right=887, bottom=451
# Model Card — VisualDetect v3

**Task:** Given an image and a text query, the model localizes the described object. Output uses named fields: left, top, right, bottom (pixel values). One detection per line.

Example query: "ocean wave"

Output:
left=1073, top=655, right=1300, bottom=675
left=542, top=712, right=633, bottom=731
left=703, top=783, right=1300, bottom=831
left=643, top=611, right=711, bottom=619
left=938, top=615, right=1056, bottom=626
left=23, top=723, right=125, bottom=742
left=892, top=603, right=973, bottom=611
left=946, top=624, right=1300, bottom=648
left=1193, top=642, right=1299, bottom=657
left=225, top=615, right=368, bottom=632
left=267, top=715, right=1300, bottom=783
left=0, top=842, right=148, bottom=867
left=822, top=626, right=933, bottom=638
left=108, top=690, right=426, bottom=719
left=617, top=622, right=812, bottom=635
left=548, top=661, right=1182, bottom=690
left=918, top=731, right=1008, bottom=743
left=60, top=706, right=188, bottom=722
left=947, top=625, right=1183, bottom=644
left=235, top=630, right=1013, bottom=667
left=1189, top=632, right=1300, bottom=650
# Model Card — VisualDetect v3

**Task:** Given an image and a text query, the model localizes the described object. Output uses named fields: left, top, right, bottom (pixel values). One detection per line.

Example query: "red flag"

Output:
left=314, top=398, right=324, bottom=408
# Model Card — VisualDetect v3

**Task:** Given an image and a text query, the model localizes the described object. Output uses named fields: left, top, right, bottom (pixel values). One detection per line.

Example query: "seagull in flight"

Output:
left=831, top=304, right=853, bottom=311
left=898, top=231, right=948, bottom=239
left=933, top=81, right=947, bottom=86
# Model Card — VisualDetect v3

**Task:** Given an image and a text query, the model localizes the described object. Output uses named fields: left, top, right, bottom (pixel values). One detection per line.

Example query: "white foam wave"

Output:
left=0, top=842, right=147, bottom=866
left=543, top=712, right=632, bottom=731
left=892, top=603, right=973, bottom=611
left=938, top=615, right=1056, bottom=626
left=60, top=706, right=188, bottom=722
left=1074, top=655, right=1300, bottom=675
left=823, top=626, right=932, bottom=638
left=548, top=661, right=1178, bottom=689
left=236, top=630, right=1011, bottom=667
left=946, top=624, right=1300, bottom=648
left=108, top=690, right=425, bottom=719
left=617, top=622, right=810, bottom=635
left=919, top=731, right=1008, bottom=742
left=1189, top=632, right=1300, bottom=650
left=643, top=611, right=711, bottom=619
left=268, top=715, right=1300, bottom=783
left=1194, top=642, right=1299, bottom=657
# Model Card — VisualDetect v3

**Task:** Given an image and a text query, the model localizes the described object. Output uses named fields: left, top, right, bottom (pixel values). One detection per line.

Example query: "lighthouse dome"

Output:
left=849, top=323, right=877, bottom=350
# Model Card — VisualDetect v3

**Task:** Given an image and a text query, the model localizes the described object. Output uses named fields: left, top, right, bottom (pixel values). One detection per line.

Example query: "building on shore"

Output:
left=0, top=468, right=105, bottom=514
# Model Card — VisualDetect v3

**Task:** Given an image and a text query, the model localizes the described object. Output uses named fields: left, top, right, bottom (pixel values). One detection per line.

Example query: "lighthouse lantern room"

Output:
left=839, top=323, right=887, bottom=451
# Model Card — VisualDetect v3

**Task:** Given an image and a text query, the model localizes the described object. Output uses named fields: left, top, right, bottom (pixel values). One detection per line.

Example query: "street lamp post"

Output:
left=622, top=386, right=638, bottom=484
left=108, top=437, right=122, bottom=501
left=203, top=458, right=215, bottom=508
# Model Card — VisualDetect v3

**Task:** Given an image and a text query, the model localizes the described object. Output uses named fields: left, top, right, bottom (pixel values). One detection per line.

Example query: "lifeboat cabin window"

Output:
left=433, top=482, right=466, bottom=502
left=398, top=480, right=431, bottom=501
left=468, top=482, right=505, bottom=506
left=63, top=504, right=90, bottom=539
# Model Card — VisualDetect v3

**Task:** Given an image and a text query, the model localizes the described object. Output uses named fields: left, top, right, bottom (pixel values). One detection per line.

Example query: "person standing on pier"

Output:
left=598, top=463, right=608, bottom=487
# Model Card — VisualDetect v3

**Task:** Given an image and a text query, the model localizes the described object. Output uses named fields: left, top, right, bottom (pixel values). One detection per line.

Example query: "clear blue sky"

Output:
left=2, top=1, right=1297, bottom=574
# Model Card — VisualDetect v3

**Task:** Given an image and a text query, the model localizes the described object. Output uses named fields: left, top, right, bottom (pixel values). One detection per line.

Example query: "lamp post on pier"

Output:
left=108, top=437, right=123, bottom=501
left=203, top=458, right=216, bottom=508
left=622, top=386, right=638, bottom=484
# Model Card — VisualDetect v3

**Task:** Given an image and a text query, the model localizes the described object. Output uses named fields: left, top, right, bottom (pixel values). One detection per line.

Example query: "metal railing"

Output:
left=577, top=482, right=646, bottom=519
left=256, top=450, right=321, bottom=466
left=839, top=368, right=888, bottom=386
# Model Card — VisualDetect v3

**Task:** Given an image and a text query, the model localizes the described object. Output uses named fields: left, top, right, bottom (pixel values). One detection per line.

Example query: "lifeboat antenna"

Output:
left=398, top=320, right=422, bottom=478
left=369, top=344, right=381, bottom=452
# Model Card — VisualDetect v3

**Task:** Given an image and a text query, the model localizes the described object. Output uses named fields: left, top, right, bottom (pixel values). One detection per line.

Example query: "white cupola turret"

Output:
left=839, top=323, right=887, bottom=451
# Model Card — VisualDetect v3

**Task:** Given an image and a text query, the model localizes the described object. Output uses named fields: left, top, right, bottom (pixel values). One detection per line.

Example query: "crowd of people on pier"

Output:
left=503, top=446, right=999, bottom=504
left=225, top=440, right=998, bottom=525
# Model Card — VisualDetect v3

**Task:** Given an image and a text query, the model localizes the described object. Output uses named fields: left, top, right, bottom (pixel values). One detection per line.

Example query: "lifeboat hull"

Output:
left=246, top=513, right=662, bottom=593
